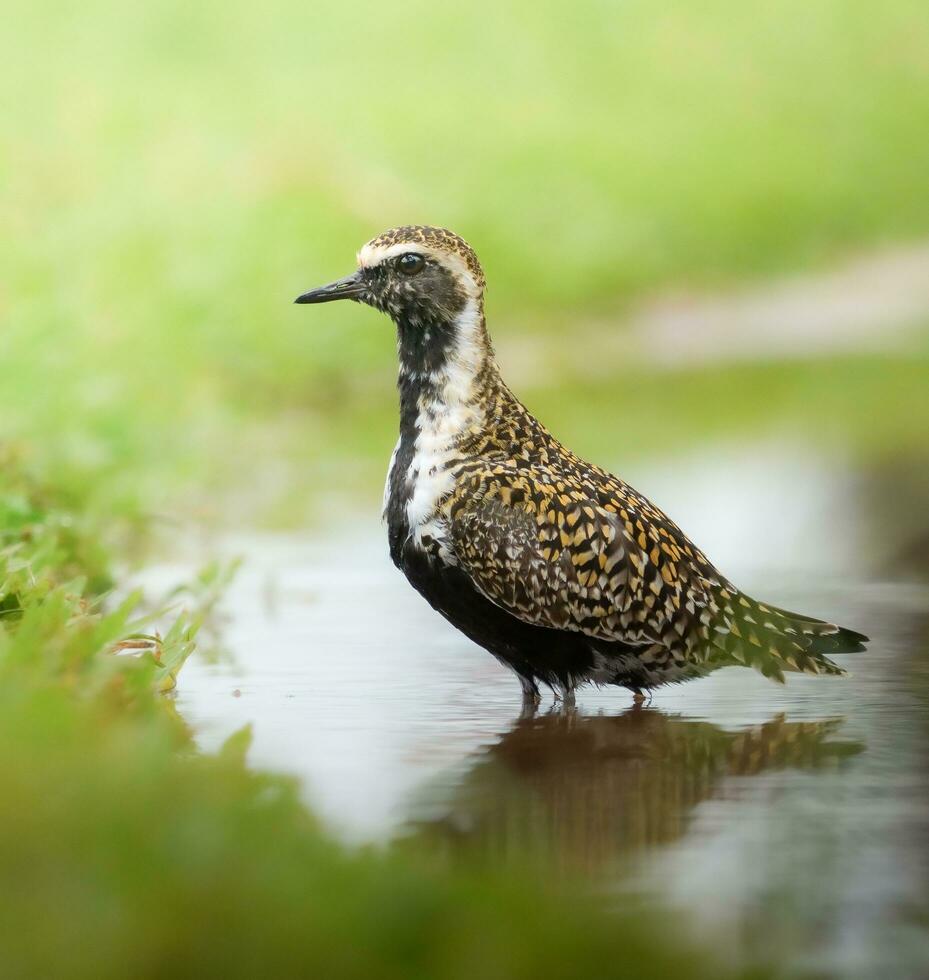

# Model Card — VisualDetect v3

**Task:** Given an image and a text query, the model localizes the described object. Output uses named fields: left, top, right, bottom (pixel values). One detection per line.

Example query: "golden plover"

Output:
left=296, top=226, right=868, bottom=706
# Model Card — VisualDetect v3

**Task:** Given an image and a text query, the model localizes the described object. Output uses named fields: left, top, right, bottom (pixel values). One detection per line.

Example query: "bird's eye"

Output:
left=397, top=252, right=425, bottom=276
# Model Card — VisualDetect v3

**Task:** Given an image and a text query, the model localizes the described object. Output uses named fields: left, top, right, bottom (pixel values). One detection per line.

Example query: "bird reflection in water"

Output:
left=402, top=709, right=863, bottom=874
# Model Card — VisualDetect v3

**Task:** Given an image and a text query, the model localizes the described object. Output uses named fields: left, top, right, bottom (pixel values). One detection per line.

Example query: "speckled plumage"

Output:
left=297, top=225, right=868, bottom=703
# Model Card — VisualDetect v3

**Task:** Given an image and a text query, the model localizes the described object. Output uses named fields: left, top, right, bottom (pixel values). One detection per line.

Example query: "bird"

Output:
left=296, top=225, right=868, bottom=708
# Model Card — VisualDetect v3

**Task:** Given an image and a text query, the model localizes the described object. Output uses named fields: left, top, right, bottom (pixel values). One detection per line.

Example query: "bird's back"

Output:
left=429, top=385, right=865, bottom=685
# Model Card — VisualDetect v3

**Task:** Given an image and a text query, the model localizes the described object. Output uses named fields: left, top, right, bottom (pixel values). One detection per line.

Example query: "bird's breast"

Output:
left=385, top=434, right=458, bottom=567
left=387, top=375, right=485, bottom=566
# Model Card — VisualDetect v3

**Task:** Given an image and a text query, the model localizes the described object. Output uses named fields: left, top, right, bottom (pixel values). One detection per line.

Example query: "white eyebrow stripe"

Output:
left=356, top=241, right=481, bottom=298
left=357, top=241, right=432, bottom=268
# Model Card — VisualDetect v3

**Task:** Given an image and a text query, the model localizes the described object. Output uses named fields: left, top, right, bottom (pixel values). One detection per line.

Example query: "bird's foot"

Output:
left=545, top=684, right=577, bottom=717
left=519, top=679, right=542, bottom=719
left=631, top=689, right=650, bottom=708
left=519, top=695, right=541, bottom=719
left=550, top=682, right=576, bottom=706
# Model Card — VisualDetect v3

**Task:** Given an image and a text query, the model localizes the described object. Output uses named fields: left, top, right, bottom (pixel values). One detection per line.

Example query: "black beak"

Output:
left=294, top=270, right=365, bottom=305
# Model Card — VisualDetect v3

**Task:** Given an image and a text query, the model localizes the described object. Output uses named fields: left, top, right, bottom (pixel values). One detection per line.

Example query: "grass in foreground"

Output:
left=1, top=454, right=771, bottom=979
left=2, top=5, right=926, bottom=970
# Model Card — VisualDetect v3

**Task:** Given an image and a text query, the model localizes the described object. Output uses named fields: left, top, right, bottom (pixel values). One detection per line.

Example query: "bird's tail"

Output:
left=704, top=585, right=868, bottom=682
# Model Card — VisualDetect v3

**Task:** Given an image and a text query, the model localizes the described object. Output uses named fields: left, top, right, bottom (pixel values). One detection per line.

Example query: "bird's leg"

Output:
left=546, top=681, right=576, bottom=715
left=632, top=689, right=647, bottom=707
left=519, top=676, right=541, bottom=717
left=518, top=699, right=539, bottom=720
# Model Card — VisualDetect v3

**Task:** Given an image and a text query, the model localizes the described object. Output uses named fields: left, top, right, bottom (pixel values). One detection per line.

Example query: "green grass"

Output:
left=527, top=352, right=929, bottom=465
left=1, top=4, right=928, bottom=970
left=229, top=350, right=929, bottom=526
left=0, top=458, right=774, bottom=979
left=2, top=0, right=929, bottom=520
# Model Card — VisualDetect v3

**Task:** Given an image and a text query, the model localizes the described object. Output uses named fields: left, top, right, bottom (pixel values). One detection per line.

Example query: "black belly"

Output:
left=396, top=541, right=661, bottom=691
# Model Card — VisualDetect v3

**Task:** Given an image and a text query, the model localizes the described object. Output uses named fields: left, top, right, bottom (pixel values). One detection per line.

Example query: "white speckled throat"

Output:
left=393, top=296, right=493, bottom=536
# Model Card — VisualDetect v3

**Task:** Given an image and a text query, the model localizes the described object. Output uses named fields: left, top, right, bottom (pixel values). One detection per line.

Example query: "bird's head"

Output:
left=296, top=225, right=485, bottom=328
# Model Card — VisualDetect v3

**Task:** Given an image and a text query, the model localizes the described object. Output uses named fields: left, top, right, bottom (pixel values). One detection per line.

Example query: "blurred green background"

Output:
left=2, top=1, right=928, bottom=975
left=4, top=0, right=928, bottom=526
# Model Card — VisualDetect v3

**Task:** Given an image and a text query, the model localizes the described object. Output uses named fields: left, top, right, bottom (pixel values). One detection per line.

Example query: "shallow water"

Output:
left=162, top=448, right=929, bottom=977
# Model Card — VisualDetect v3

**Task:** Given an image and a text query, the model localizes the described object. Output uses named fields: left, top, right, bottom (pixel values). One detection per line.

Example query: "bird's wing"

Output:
left=445, top=463, right=860, bottom=679
left=444, top=465, right=714, bottom=649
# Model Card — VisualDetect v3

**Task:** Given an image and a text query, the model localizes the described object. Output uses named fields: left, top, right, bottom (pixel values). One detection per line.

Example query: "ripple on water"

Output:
left=154, top=448, right=929, bottom=979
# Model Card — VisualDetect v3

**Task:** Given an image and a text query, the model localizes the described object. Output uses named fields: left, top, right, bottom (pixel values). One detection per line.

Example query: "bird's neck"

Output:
left=394, top=297, right=501, bottom=452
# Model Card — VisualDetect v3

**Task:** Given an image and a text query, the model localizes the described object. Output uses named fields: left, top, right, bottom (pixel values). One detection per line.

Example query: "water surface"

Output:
left=161, top=449, right=929, bottom=977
